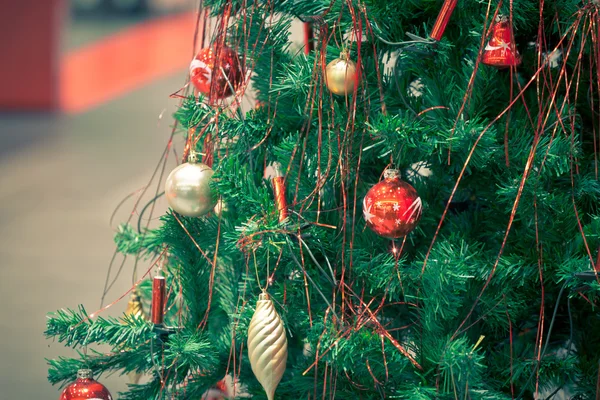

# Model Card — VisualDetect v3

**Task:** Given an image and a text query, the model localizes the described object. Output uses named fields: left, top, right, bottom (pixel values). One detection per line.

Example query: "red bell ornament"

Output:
left=482, top=15, right=521, bottom=68
left=59, top=369, right=113, bottom=400
left=363, top=169, right=422, bottom=238
left=189, top=46, right=243, bottom=100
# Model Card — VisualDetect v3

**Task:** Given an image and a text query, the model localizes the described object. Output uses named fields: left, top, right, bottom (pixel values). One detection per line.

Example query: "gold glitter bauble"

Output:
left=247, top=293, right=287, bottom=400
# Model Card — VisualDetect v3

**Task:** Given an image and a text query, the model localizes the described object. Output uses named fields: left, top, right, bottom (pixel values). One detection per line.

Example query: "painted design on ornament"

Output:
left=363, top=198, right=375, bottom=223
left=484, top=40, right=513, bottom=56
left=190, top=59, right=212, bottom=83
left=403, top=197, right=423, bottom=223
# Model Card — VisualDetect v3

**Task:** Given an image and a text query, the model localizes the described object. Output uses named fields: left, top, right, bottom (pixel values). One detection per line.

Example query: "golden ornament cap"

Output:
left=247, top=292, right=287, bottom=400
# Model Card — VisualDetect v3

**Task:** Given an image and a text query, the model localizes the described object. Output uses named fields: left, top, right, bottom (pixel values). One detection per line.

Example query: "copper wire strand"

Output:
left=101, top=114, right=179, bottom=304
left=446, top=0, right=499, bottom=165
left=79, top=247, right=169, bottom=327
left=446, top=21, right=583, bottom=339
left=421, top=16, right=582, bottom=277
left=424, top=12, right=590, bottom=391
left=99, top=0, right=207, bottom=309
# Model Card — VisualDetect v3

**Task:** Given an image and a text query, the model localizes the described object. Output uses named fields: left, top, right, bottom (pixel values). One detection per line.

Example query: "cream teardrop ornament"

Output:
left=247, top=292, right=287, bottom=400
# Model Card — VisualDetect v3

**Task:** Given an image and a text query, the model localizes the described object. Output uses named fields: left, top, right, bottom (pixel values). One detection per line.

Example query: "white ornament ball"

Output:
left=165, top=161, right=216, bottom=217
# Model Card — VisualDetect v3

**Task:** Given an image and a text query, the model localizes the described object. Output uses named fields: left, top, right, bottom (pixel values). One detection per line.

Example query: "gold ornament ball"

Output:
left=325, top=56, right=357, bottom=96
left=165, top=161, right=216, bottom=217
left=247, top=293, right=287, bottom=400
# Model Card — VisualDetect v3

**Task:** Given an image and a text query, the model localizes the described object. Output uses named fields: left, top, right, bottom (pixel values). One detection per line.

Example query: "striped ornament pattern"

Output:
left=247, top=293, right=288, bottom=400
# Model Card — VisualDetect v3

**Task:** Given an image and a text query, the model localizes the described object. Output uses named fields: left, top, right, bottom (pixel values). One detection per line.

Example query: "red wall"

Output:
left=0, top=0, right=63, bottom=110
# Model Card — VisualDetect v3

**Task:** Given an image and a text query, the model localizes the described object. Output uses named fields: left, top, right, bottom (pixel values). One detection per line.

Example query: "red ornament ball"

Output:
left=362, top=169, right=422, bottom=238
left=60, top=369, right=112, bottom=400
left=189, top=46, right=243, bottom=100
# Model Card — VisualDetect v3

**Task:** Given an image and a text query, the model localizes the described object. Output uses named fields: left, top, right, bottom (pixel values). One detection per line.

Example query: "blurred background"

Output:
left=0, top=0, right=198, bottom=397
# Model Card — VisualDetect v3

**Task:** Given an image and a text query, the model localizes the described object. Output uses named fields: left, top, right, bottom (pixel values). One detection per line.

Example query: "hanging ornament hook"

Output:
left=188, top=151, right=200, bottom=163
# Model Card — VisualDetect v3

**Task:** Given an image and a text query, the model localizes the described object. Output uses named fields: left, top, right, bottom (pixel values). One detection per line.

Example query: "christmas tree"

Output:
left=46, top=1, right=600, bottom=399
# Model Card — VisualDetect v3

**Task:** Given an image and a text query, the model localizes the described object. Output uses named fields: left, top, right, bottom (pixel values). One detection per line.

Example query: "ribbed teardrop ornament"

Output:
left=247, top=292, right=287, bottom=400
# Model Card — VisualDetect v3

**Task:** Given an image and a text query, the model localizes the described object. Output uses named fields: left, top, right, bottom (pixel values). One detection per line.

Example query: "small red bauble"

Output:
left=363, top=169, right=422, bottom=238
left=60, top=369, right=113, bottom=400
left=189, top=46, right=243, bottom=100
left=482, top=15, right=521, bottom=68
